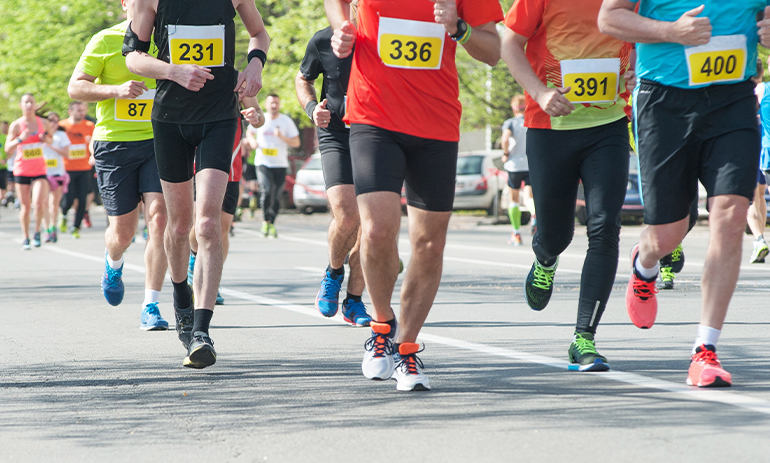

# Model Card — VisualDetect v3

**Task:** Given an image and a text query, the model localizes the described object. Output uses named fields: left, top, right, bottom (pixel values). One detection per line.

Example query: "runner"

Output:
left=503, top=0, right=635, bottom=372
left=751, top=59, right=770, bottom=264
left=500, top=94, right=533, bottom=246
left=295, top=26, right=372, bottom=327
left=125, top=0, right=269, bottom=368
left=59, top=101, right=95, bottom=239
left=41, top=112, right=71, bottom=244
left=0, top=121, right=8, bottom=207
left=250, top=94, right=300, bottom=238
left=4, top=94, right=51, bottom=250
left=325, top=0, right=503, bottom=390
left=68, top=0, right=171, bottom=331
left=599, top=0, right=770, bottom=387
left=188, top=97, right=264, bottom=306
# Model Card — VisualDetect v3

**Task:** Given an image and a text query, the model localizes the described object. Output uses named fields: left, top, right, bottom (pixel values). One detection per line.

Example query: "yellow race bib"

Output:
left=69, top=144, right=87, bottom=160
left=168, top=25, right=225, bottom=67
left=22, top=145, right=43, bottom=159
left=560, top=59, right=620, bottom=104
left=262, top=148, right=278, bottom=157
left=378, top=18, right=445, bottom=70
left=115, top=89, right=155, bottom=122
left=685, top=35, right=747, bottom=86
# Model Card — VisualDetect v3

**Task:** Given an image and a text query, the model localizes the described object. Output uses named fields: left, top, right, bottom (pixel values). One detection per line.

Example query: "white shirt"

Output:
left=43, top=130, right=71, bottom=177
left=502, top=116, right=528, bottom=173
left=251, top=114, right=299, bottom=168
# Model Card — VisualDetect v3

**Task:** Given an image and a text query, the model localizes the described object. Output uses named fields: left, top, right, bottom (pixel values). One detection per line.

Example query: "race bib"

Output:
left=168, top=25, right=225, bottom=67
left=378, top=18, right=445, bottom=70
left=69, top=144, right=87, bottom=160
left=46, top=158, right=58, bottom=168
left=115, top=89, right=156, bottom=122
left=22, top=143, right=43, bottom=159
left=262, top=148, right=278, bottom=157
left=560, top=58, right=620, bottom=104
left=685, top=35, right=747, bottom=86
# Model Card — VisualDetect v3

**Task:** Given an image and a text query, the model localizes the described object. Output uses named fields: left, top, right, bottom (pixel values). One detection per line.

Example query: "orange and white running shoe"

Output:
left=687, top=344, right=732, bottom=387
left=626, top=244, right=658, bottom=329
left=392, top=342, right=430, bottom=391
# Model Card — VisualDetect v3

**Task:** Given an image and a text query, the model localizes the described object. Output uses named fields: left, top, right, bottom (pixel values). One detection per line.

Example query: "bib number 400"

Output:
left=699, top=54, right=738, bottom=78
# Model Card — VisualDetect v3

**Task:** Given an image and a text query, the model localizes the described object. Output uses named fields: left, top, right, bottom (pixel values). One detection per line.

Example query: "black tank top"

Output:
left=153, top=0, right=239, bottom=124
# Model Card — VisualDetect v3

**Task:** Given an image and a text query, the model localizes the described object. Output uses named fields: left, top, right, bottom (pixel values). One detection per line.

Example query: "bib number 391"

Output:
left=168, top=25, right=225, bottom=67
left=560, top=58, right=620, bottom=104
left=685, top=35, right=746, bottom=86
left=378, top=18, right=445, bottom=70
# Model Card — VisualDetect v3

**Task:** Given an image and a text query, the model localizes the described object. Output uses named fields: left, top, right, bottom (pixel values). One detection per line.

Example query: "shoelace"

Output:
left=321, top=274, right=342, bottom=299
left=671, top=245, right=682, bottom=262
left=145, top=302, right=161, bottom=316
left=632, top=277, right=658, bottom=300
left=660, top=267, right=675, bottom=282
left=105, top=266, right=122, bottom=286
left=344, top=300, right=367, bottom=319
left=396, top=348, right=425, bottom=376
left=693, top=348, right=720, bottom=366
left=192, top=334, right=214, bottom=346
left=532, top=264, right=556, bottom=290
left=364, top=333, right=393, bottom=359
left=573, top=336, right=599, bottom=355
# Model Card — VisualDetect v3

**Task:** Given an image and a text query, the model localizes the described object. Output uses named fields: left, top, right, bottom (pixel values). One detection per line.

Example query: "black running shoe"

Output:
left=524, top=258, right=558, bottom=311
left=174, top=304, right=194, bottom=350
left=568, top=332, right=609, bottom=372
left=183, top=331, right=216, bottom=369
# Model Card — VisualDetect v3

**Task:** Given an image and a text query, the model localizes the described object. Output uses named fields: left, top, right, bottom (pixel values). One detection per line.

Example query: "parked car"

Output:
left=280, top=155, right=309, bottom=209
left=293, top=154, right=328, bottom=214
left=454, top=151, right=509, bottom=216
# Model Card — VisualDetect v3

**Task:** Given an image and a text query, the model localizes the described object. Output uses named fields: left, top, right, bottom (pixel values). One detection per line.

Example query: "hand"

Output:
left=670, top=5, right=711, bottom=46
left=623, top=69, right=636, bottom=92
left=331, top=21, right=357, bottom=58
left=170, top=64, right=214, bottom=92
left=241, top=107, right=262, bottom=126
left=18, top=127, right=30, bottom=142
left=431, top=0, right=459, bottom=35
left=313, top=99, right=332, bottom=128
left=116, top=80, right=149, bottom=99
left=758, top=6, right=770, bottom=48
left=535, top=87, right=575, bottom=117
left=235, top=59, right=263, bottom=98
left=274, top=127, right=283, bottom=140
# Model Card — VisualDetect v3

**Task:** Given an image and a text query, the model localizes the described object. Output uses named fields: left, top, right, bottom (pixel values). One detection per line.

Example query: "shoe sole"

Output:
left=686, top=376, right=732, bottom=387
left=568, top=359, right=610, bottom=372
left=397, top=383, right=431, bottom=391
left=343, top=316, right=370, bottom=327
left=141, top=324, right=169, bottom=331
left=751, top=247, right=769, bottom=264
left=183, top=345, right=216, bottom=369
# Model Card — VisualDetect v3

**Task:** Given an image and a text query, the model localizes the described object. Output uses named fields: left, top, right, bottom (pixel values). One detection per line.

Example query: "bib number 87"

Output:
left=128, top=103, right=147, bottom=117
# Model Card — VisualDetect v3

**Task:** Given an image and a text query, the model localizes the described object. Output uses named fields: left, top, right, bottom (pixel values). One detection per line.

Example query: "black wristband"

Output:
left=305, top=100, right=318, bottom=121
left=248, top=49, right=267, bottom=67
left=122, top=22, right=151, bottom=56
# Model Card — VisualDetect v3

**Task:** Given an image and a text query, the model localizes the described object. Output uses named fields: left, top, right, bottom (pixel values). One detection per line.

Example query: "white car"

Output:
left=293, top=154, right=328, bottom=214
left=453, top=151, right=509, bottom=215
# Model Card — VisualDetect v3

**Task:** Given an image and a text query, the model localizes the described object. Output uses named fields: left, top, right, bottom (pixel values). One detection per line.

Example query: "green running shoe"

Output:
left=659, top=266, right=675, bottom=290
left=524, top=258, right=557, bottom=311
left=58, top=216, right=67, bottom=233
left=260, top=221, right=269, bottom=237
left=669, top=243, right=684, bottom=273
left=568, top=332, right=609, bottom=372
left=267, top=223, right=278, bottom=238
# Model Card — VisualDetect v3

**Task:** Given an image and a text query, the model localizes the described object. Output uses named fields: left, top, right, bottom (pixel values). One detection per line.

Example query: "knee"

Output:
left=195, top=215, right=221, bottom=244
left=362, top=222, right=396, bottom=252
left=112, top=225, right=136, bottom=248
left=585, top=213, right=621, bottom=254
left=167, top=216, right=193, bottom=240
left=147, top=208, right=168, bottom=236
left=337, top=209, right=360, bottom=234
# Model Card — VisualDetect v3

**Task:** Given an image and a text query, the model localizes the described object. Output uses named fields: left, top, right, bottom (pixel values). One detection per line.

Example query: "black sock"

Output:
left=327, top=264, right=344, bottom=278
left=345, top=292, right=362, bottom=303
left=374, top=316, right=397, bottom=337
left=172, top=279, right=192, bottom=310
left=191, top=250, right=197, bottom=257
left=192, top=309, right=213, bottom=334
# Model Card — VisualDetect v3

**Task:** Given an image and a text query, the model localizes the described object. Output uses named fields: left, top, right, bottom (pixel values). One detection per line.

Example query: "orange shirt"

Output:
left=59, top=119, right=95, bottom=172
left=345, top=0, right=503, bottom=142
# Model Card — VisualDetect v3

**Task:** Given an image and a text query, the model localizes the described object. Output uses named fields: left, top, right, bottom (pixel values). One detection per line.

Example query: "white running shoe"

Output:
left=391, top=342, right=431, bottom=391
left=362, top=321, right=396, bottom=380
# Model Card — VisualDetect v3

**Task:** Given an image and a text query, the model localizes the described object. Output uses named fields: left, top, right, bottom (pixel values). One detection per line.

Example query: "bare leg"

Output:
left=326, top=184, right=364, bottom=293
left=143, top=192, right=168, bottom=292
left=161, top=179, right=194, bottom=285
left=16, top=183, right=31, bottom=239
left=637, top=216, right=691, bottom=268
left=347, top=226, right=365, bottom=295
left=105, top=207, right=140, bottom=261
left=31, top=179, right=48, bottom=234
left=747, top=183, right=766, bottom=239
left=192, top=169, right=229, bottom=310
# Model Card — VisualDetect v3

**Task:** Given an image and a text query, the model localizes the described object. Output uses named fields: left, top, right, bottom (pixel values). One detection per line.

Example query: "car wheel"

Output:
left=301, top=206, right=314, bottom=215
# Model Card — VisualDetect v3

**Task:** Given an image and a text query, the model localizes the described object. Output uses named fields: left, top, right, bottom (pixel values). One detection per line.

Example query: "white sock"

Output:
left=106, top=252, right=124, bottom=270
left=693, top=325, right=721, bottom=354
left=634, top=257, right=659, bottom=280
left=143, top=289, right=161, bottom=306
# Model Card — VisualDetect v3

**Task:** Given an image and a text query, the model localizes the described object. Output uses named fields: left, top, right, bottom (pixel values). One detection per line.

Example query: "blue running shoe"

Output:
left=215, top=289, right=224, bottom=305
left=102, top=255, right=124, bottom=306
left=140, top=302, right=169, bottom=331
left=342, top=299, right=371, bottom=326
left=316, top=270, right=343, bottom=317
left=187, top=252, right=195, bottom=286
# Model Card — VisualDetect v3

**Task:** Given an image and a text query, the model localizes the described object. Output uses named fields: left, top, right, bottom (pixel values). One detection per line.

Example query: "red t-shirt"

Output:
left=345, top=0, right=503, bottom=142
left=59, top=119, right=95, bottom=172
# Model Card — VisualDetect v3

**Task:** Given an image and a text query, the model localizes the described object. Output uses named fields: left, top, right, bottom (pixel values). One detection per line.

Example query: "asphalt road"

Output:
left=2, top=207, right=770, bottom=462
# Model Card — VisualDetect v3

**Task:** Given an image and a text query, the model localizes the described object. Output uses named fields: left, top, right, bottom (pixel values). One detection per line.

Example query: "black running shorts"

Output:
left=94, top=139, right=162, bottom=216
left=634, top=79, right=760, bottom=225
left=507, top=171, right=530, bottom=190
left=152, top=119, right=238, bottom=183
left=318, top=127, right=353, bottom=189
left=14, top=175, right=46, bottom=185
left=222, top=181, right=239, bottom=215
left=349, top=124, right=458, bottom=212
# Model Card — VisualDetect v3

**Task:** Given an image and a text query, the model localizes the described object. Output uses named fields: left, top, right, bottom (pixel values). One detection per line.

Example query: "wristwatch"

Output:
left=450, top=19, right=468, bottom=41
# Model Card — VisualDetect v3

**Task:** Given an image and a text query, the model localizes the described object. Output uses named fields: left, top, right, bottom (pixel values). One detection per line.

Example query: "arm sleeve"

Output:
left=459, top=0, right=504, bottom=28
left=299, top=34, right=323, bottom=81
left=503, top=0, right=545, bottom=38
left=77, top=33, right=107, bottom=78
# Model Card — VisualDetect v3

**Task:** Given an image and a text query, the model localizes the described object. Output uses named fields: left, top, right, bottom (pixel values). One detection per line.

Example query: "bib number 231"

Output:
left=378, top=18, right=444, bottom=70
left=168, top=25, right=225, bottom=67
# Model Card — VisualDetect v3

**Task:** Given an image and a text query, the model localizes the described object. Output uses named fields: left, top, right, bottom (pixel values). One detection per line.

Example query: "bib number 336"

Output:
left=378, top=18, right=445, bottom=70
left=685, top=35, right=746, bottom=86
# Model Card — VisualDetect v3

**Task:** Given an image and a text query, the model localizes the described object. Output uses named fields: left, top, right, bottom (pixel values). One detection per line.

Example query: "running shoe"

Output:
left=249, top=196, right=257, bottom=217
left=392, top=342, right=431, bottom=391
left=508, top=232, right=522, bottom=246
left=140, top=302, right=169, bottom=331
left=751, top=238, right=769, bottom=264
left=670, top=243, right=685, bottom=273
left=187, top=252, right=196, bottom=287
left=174, top=303, right=194, bottom=350
left=183, top=331, right=217, bottom=369
left=260, top=221, right=269, bottom=237
left=142, top=226, right=148, bottom=241
left=268, top=223, right=278, bottom=238
left=686, top=344, right=732, bottom=387
left=399, top=257, right=404, bottom=274
left=21, top=238, right=30, bottom=251
left=316, top=270, right=344, bottom=317
left=342, top=298, right=371, bottom=326
left=32, top=232, right=41, bottom=248
left=82, top=212, right=92, bottom=229
left=215, top=289, right=225, bottom=305
left=45, top=229, right=53, bottom=243
left=51, top=229, right=57, bottom=243
left=524, top=258, right=558, bottom=311
left=362, top=321, right=396, bottom=380
left=101, top=254, right=125, bottom=306
left=568, top=332, right=609, bottom=372
left=71, top=228, right=80, bottom=239
left=659, top=266, right=675, bottom=290
left=58, top=216, right=67, bottom=232
left=626, top=244, right=658, bottom=329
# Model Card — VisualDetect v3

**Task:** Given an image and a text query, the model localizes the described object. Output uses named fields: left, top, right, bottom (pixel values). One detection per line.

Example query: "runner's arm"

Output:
left=245, top=127, right=258, bottom=150
left=241, top=96, right=265, bottom=129
left=598, top=0, right=711, bottom=46
left=501, top=128, right=513, bottom=157
left=295, top=72, right=332, bottom=128
left=4, top=122, right=23, bottom=155
left=234, top=0, right=270, bottom=98
left=501, top=29, right=574, bottom=117
left=325, top=0, right=356, bottom=58
left=68, top=70, right=149, bottom=102
left=460, top=21, right=500, bottom=66
left=758, top=6, right=770, bottom=48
